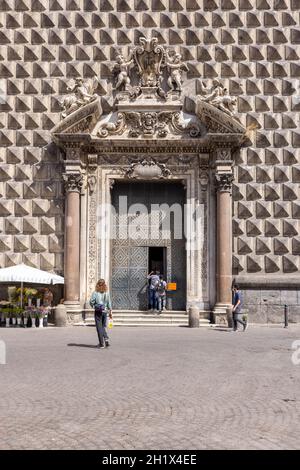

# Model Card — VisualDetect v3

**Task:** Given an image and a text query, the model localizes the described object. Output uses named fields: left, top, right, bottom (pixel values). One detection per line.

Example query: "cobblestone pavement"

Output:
left=0, top=325, right=300, bottom=450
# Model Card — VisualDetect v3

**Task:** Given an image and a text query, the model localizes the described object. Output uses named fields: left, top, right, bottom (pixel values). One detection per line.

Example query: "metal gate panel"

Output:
left=111, top=182, right=186, bottom=311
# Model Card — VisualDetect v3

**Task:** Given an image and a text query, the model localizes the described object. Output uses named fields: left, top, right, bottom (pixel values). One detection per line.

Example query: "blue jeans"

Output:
left=149, top=289, right=158, bottom=310
left=94, top=311, right=109, bottom=346
left=233, top=312, right=246, bottom=331
left=157, top=295, right=166, bottom=312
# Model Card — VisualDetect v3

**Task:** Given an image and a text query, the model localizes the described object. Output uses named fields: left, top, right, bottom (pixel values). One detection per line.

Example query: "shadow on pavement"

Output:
left=67, top=343, right=99, bottom=348
left=210, top=327, right=232, bottom=332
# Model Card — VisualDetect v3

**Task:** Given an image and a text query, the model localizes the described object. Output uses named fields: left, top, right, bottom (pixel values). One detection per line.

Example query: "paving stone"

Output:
left=0, top=326, right=300, bottom=450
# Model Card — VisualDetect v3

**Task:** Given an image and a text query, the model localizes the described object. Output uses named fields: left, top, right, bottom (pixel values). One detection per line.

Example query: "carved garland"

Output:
left=98, top=111, right=203, bottom=139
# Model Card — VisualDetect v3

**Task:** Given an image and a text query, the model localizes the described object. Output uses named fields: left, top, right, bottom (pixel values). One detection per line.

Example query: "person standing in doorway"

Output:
left=89, top=279, right=113, bottom=348
left=156, top=275, right=167, bottom=314
left=232, top=284, right=247, bottom=332
left=147, top=269, right=160, bottom=312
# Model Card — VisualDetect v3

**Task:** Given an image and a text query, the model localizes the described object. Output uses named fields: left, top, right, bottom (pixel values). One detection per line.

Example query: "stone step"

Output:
left=74, top=317, right=211, bottom=327
left=73, top=310, right=211, bottom=327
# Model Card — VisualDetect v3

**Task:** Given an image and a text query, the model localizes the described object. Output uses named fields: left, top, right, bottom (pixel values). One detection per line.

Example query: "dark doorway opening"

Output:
left=148, top=247, right=166, bottom=277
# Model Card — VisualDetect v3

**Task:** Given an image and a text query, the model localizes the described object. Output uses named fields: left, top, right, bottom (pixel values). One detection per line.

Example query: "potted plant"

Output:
left=36, top=308, right=46, bottom=328
left=22, top=309, right=28, bottom=327
left=5, top=310, right=11, bottom=328
left=7, top=286, right=17, bottom=303
left=1, top=307, right=11, bottom=327
left=24, top=288, right=38, bottom=307
left=30, top=309, right=37, bottom=328
left=36, top=291, right=43, bottom=308
left=13, top=307, right=24, bottom=326
left=0, top=301, right=10, bottom=324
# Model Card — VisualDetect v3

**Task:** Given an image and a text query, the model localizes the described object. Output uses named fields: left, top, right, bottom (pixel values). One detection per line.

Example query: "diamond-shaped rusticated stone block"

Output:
left=246, top=219, right=263, bottom=237
left=13, top=235, right=30, bottom=253
left=4, top=254, right=22, bottom=267
left=233, top=218, right=244, bottom=236
left=31, top=235, right=48, bottom=253
left=4, top=217, right=22, bottom=234
left=5, top=182, right=23, bottom=198
left=40, top=253, right=55, bottom=271
left=0, top=200, right=14, bottom=217
left=232, top=255, right=244, bottom=275
left=246, top=183, right=263, bottom=201
left=283, top=219, right=299, bottom=237
left=264, top=183, right=281, bottom=201
left=282, top=255, right=299, bottom=273
left=32, top=199, right=50, bottom=216
left=265, top=219, right=281, bottom=237
left=14, top=200, right=31, bottom=217
left=23, top=217, right=39, bottom=234
left=0, top=235, right=12, bottom=253
left=292, top=237, right=300, bottom=255
left=246, top=255, right=263, bottom=273
left=48, top=234, right=64, bottom=253
left=264, top=255, right=281, bottom=274
left=255, top=237, right=272, bottom=255
left=41, top=217, right=56, bottom=235
left=21, top=254, right=39, bottom=269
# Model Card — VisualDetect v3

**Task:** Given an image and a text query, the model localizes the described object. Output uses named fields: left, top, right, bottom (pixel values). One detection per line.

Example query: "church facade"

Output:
left=0, top=1, right=299, bottom=323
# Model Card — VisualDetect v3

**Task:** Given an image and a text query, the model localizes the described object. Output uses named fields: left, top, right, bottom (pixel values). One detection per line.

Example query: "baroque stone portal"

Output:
left=52, top=36, right=246, bottom=323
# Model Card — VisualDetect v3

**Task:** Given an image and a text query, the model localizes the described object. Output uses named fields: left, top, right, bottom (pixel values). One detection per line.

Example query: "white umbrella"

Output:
left=0, top=263, right=64, bottom=307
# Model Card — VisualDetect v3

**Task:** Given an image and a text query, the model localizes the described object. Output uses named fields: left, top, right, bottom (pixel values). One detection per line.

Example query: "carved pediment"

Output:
left=51, top=36, right=246, bottom=147
left=195, top=100, right=245, bottom=135
left=52, top=98, right=102, bottom=137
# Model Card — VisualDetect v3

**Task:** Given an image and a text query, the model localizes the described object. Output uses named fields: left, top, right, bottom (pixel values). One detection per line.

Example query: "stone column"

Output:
left=63, top=173, right=83, bottom=308
left=213, top=172, right=234, bottom=322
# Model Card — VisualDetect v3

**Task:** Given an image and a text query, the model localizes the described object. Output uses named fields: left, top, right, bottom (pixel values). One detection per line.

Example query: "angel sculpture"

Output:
left=114, top=53, right=134, bottom=90
left=198, top=79, right=237, bottom=116
left=165, top=50, right=188, bottom=93
left=61, top=76, right=100, bottom=118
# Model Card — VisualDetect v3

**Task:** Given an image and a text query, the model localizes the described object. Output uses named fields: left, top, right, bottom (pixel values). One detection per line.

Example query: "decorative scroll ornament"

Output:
left=60, top=77, right=100, bottom=118
left=98, top=111, right=203, bottom=139
left=215, top=173, right=234, bottom=192
left=125, top=158, right=172, bottom=179
left=63, top=173, right=83, bottom=193
left=198, top=79, right=237, bottom=117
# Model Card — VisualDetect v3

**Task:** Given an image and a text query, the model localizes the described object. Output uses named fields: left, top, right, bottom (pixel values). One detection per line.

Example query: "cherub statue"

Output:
left=61, top=77, right=100, bottom=118
left=198, top=79, right=237, bottom=116
left=114, top=53, right=134, bottom=90
left=165, top=50, right=188, bottom=92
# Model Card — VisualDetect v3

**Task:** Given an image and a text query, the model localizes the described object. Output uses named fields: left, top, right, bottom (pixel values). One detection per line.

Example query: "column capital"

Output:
left=215, top=172, right=234, bottom=193
left=63, top=173, right=83, bottom=193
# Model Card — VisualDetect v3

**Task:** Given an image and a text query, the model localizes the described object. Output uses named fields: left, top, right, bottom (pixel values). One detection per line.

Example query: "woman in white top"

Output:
left=89, top=279, right=113, bottom=348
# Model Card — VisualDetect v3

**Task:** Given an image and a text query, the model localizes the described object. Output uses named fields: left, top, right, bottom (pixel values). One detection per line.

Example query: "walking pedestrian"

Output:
left=232, top=284, right=247, bottom=332
left=89, top=279, right=113, bottom=348
left=147, top=270, right=160, bottom=312
left=156, top=275, right=167, bottom=314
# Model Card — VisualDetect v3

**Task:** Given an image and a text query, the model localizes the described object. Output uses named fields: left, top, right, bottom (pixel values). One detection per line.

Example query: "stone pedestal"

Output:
left=189, top=306, right=199, bottom=328
left=54, top=304, right=67, bottom=327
